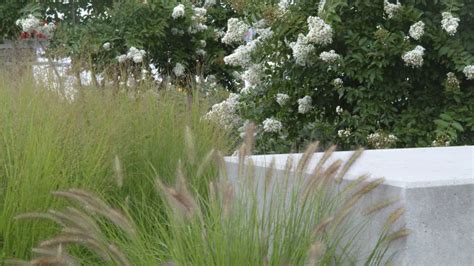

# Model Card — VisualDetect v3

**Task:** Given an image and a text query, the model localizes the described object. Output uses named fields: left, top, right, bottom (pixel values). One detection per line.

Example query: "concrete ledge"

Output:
left=224, top=146, right=474, bottom=265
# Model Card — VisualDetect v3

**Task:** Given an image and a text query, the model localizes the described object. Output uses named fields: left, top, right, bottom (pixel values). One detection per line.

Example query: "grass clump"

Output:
left=0, top=73, right=229, bottom=261
left=9, top=127, right=406, bottom=265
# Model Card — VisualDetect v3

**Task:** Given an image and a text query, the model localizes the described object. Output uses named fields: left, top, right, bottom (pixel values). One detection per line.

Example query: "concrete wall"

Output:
left=224, top=146, right=474, bottom=265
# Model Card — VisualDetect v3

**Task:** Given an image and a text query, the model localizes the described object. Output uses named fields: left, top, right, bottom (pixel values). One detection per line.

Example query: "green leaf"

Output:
left=434, top=119, right=449, bottom=128
left=439, top=113, right=453, bottom=121
left=451, top=122, right=464, bottom=132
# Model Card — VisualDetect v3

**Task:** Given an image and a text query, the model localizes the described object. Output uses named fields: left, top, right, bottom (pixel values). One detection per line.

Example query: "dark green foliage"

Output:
left=238, top=0, right=474, bottom=153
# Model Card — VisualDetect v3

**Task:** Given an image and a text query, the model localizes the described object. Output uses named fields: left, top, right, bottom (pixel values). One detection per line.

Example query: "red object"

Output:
left=36, top=32, right=46, bottom=40
left=20, top=31, right=30, bottom=39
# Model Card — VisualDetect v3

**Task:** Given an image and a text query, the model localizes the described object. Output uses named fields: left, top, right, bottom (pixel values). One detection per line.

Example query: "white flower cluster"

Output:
left=278, top=0, right=290, bottom=11
left=223, top=20, right=273, bottom=68
left=262, top=118, right=283, bottom=133
left=367, top=132, right=398, bottom=149
left=196, top=49, right=207, bottom=56
left=193, top=7, right=207, bottom=17
left=402, top=45, right=425, bottom=68
left=116, top=54, right=127, bottom=63
left=205, top=93, right=242, bottom=130
left=222, top=18, right=250, bottom=45
left=172, top=4, right=185, bottom=19
left=333, top=78, right=343, bottom=88
left=298, top=96, right=312, bottom=114
left=338, top=129, right=351, bottom=138
left=275, top=93, right=290, bottom=106
left=432, top=138, right=451, bottom=147
left=384, top=0, right=401, bottom=19
left=463, top=65, right=474, bottom=80
left=445, top=72, right=460, bottom=91
left=126, top=47, right=146, bottom=63
left=289, top=16, right=333, bottom=66
left=188, top=7, right=208, bottom=33
left=242, top=64, right=264, bottom=86
left=289, top=34, right=315, bottom=66
left=319, top=50, right=341, bottom=63
left=102, top=42, right=112, bottom=51
left=173, top=63, right=185, bottom=77
left=223, top=41, right=256, bottom=67
left=16, top=14, right=40, bottom=32
left=16, top=14, right=56, bottom=39
left=441, top=12, right=460, bottom=36
left=336, top=105, right=343, bottom=115
left=409, top=21, right=425, bottom=40
left=306, top=16, right=333, bottom=45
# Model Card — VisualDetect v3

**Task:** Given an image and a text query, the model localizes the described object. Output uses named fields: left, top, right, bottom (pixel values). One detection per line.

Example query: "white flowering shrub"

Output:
left=222, top=0, right=474, bottom=153
left=4, top=1, right=473, bottom=153
left=45, top=0, right=239, bottom=91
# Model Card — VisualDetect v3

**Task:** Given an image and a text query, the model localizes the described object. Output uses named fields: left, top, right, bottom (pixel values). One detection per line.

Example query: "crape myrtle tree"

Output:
left=46, top=0, right=242, bottom=91
left=6, top=0, right=242, bottom=91
left=0, top=1, right=113, bottom=41
left=207, top=0, right=474, bottom=153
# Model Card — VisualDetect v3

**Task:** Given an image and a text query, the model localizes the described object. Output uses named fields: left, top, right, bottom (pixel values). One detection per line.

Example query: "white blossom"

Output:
left=126, top=47, right=146, bottom=63
left=333, top=78, right=343, bottom=88
left=276, top=93, right=290, bottom=106
left=278, top=0, right=290, bottom=11
left=16, top=14, right=40, bottom=32
left=409, top=21, right=425, bottom=40
left=193, top=7, right=207, bottom=17
left=462, top=65, right=474, bottom=80
left=441, top=12, right=460, bottom=36
left=196, top=49, right=207, bottom=56
left=102, top=42, right=111, bottom=50
left=402, top=45, right=425, bottom=68
left=223, top=41, right=257, bottom=67
left=172, top=4, right=186, bottom=19
left=432, top=138, right=451, bottom=147
left=367, top=132, right=398, bottom=149
left=205, top=93, right=241, bottom=130
left=319, top=50, right=341, bottom=63
left=173, top=63, right=186, bottom=77
left=336, top=105, right=343, bottom=115
left=445, top=72, right=460, bottom=90
left=262, top=118, right=283, bottom=133
left=242, top=64, right=264, bottom=86
left=338, top=129, right=351, bottom=138
left=222, top=18, right=249, bottom=45
left=255, top=27, right=273, bottom=41
left=384, top=0, right=401, bottom=19
left=306, top=16, right=333, bottom=45
left=116, top=54, right=127, bottom=63
left=289, top=34, right=315, bottom=66
left=297, top=96, right=312, bottom=114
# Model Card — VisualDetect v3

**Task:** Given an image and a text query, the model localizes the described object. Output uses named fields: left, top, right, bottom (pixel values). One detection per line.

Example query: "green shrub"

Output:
left=217, top=0, right=474, bottom=153
left=45, top=0, right=238, bottom=91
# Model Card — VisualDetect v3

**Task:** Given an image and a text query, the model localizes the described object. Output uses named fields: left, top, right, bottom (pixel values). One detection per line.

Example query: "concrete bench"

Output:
left=224, top=146, right=474, bottom=265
